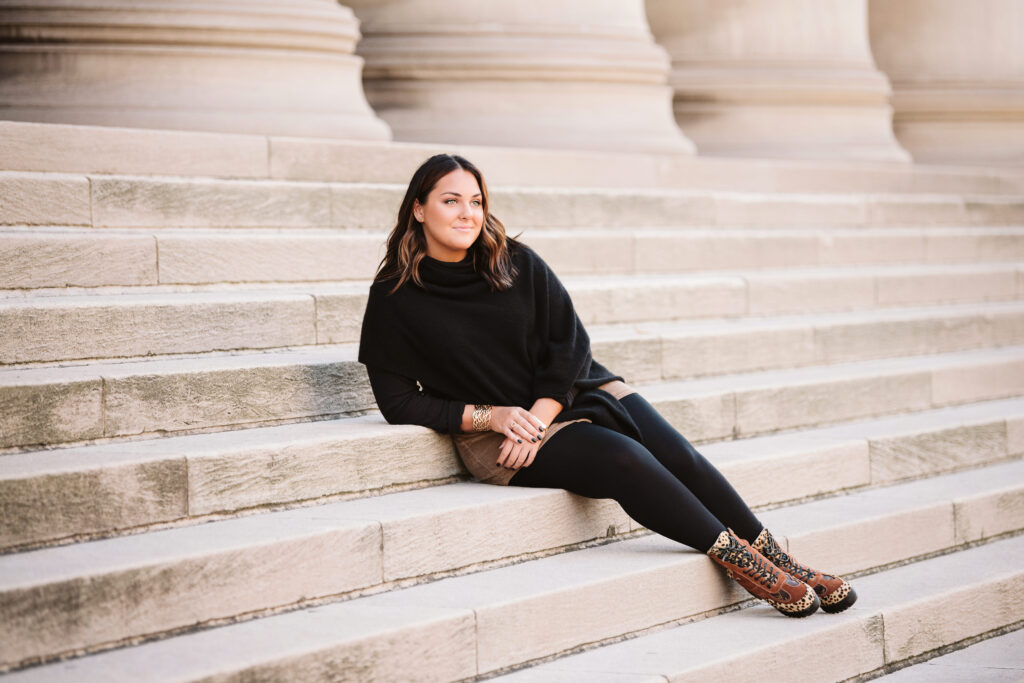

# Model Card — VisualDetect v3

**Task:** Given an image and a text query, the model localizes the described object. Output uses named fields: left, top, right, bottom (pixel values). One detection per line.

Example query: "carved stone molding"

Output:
left=0, top=0, right=390, bottom=139
left=346, top=0, right=693, bottom=154
left=646, top=0, right=909, bottom=162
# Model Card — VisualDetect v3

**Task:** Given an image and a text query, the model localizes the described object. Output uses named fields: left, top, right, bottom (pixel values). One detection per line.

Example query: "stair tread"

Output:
left=7, top=499, right=1023, bottom=682
left=493, top=535, right=1024, bottom=681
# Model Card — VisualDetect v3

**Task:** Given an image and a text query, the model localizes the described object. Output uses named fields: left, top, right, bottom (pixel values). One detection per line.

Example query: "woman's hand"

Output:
left=490, top=405, right=546, bottom=444
left=497, top=435, right=541, bottom=470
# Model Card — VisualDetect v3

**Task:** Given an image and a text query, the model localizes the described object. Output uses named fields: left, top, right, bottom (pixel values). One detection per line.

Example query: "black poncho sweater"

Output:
left=358, top=244, right=640, bottom=440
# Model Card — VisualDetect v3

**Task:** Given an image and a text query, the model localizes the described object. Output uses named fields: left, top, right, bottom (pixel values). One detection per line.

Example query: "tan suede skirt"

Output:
left=452, top=380, right=636, bottom=486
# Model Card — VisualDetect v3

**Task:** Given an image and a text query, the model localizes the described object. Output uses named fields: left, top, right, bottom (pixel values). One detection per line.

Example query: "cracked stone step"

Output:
left=493, top=534, right=1024, bottom=682
left=4, top=463, right=1022, bottom=677
left=4, top=226, right=1024, bottom=288
left=3, top=342, right=1024, bottom=451
left=3, top=386, right=1022, bottom=550
left=3, top=265, right=1022, bottom=362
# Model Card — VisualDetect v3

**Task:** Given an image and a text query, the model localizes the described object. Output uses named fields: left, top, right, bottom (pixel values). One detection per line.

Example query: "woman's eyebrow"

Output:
left=439, top=191, right=483, bottom=197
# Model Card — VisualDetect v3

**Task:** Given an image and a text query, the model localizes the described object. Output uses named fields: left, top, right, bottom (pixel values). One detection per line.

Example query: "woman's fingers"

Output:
left=496, top=438, right=516, bottom=468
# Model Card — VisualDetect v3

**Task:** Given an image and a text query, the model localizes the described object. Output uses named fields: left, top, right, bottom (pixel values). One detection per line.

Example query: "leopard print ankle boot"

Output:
left=706, top=529, right=819, bottom=618
left=753, top=529, right=857, bottom=614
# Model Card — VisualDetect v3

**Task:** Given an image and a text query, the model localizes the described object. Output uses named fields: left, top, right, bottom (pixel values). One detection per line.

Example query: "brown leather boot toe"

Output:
left=753, top=528, right=857, bottom=614
left=707, top=529, right=820, bottom=618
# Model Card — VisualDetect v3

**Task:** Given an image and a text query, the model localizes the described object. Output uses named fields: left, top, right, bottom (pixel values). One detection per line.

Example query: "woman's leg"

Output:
left=509, top=422, right=727, bottom=552
left=619, top=392, right=764, bottom=543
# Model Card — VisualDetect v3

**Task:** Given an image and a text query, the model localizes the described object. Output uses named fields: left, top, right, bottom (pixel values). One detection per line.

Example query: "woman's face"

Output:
left=413, top=169, right=484, bottom=262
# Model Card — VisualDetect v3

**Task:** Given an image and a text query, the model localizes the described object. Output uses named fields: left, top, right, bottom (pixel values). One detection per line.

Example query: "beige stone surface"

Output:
left=880, top=628, right=1024, bottom=682
left=813, top=313, right=992, bottom=364
left=528, top=232, right=636, bottom=276
left=472, top=544, right=731, bottom=674
left=0, top=231, right=158, bottom=288
left=735, top=371, right=932, bottom=435
left=0, top=374, right=103, bottom=449
left=991, top=308, right=1024, bottom=346
left=713, top=193, right=866, bottom=228
left=634, top=230, right=820, bottom=272
left=819, top=230, right=927, bottom=265
left=90, top=177, right=333, bottom=229
left=660, top=325, right=814, bottom=378
left=0, top=514, right=383, bottom=667
left=591, top=335, right=663, bottom=383
left=0, top=121, right=269, bottom=178
left=156, top=230, right=382, bottom=284
left=567, top=274, right=747, bottom=325
left=643, top=390, right=736, bottom=443
left=313, top=290, right=370, bottom=344
left=968, top=198, right=1024, bottom=226
left=876, top=267, right=1019, bottom=306
left=783, top=503, right=953, bottom=576
left=102, top=356, right=373, bottom=437
left=187, top=421, right=458, bottom=515
left=1008, top=416, right=1024, bottom=455
left=0, top=453, right=188, bottom=549
left=881, top=568, right=1024, bottom=664
left=931, top=356, right=1024, bottom=406
left=955, top=484, right=1024, bottom=544
left=0, top=294, right=317, bottom=363
left=867, top=195, right=969, bottom=227
left=869, top=421, right=1008, bottom=483
left=0, top=173, right=91, bottom=226
left=746, top=271, right=875, bottom=315
left=713, top=438, right=870, bottom=508
left=372, top=487, right=630, bottom=581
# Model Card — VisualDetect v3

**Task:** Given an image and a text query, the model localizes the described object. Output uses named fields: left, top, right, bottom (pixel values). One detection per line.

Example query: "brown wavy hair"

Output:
left=375, top=154, right=519, bottom=293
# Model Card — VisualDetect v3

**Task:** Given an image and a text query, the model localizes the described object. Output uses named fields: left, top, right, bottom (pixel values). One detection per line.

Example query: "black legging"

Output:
left=509, top=393, right=763, bottom=553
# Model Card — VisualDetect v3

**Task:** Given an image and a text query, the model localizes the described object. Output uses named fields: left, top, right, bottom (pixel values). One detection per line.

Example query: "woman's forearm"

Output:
left=529, top=397, right=563, bottom=428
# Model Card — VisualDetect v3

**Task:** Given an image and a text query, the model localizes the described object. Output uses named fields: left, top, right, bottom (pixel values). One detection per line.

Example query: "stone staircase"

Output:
left=2, top=120, right=1023, bottom=681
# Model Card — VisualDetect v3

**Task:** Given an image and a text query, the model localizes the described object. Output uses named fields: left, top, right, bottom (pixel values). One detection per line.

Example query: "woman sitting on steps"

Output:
left=358, top=153, right=856, bottom=618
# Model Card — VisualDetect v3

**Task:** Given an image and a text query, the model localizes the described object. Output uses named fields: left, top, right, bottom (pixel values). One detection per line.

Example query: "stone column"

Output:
left=645, top=0, right=909, bottom=162
left=869, top=0, right=1024, bottom=166
left=345, top=0, right=694, bottom=155
left=0, top=0, right=390, bottom=140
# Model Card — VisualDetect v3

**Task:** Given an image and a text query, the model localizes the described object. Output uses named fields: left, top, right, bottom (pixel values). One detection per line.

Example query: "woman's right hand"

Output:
left=490, top=405, right=546, bottom=444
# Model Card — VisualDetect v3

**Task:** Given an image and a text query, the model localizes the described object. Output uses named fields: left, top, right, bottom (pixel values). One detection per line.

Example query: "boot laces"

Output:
left=718, top=538, right=779, bottom=590
left=763, top=540, right=815, bottom=582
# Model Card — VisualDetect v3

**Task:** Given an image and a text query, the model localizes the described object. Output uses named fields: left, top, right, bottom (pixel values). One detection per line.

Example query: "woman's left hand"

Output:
left=497, top=435, right=541, bottom=470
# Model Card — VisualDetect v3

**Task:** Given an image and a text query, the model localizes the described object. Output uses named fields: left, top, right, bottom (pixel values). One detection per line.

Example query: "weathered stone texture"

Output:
left=0, top=173, right=91, bottom=226
left=0, top=232, right=157, bottom=288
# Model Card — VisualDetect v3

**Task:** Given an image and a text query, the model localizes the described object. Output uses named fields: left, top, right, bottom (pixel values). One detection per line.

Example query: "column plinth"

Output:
left=346, top=0, right=694, bottom=155
left=0, top=1, right=390, bottom=140
left=869, top=0, right=1024, bottom=166
left=646, top=0, right=909, bottom=162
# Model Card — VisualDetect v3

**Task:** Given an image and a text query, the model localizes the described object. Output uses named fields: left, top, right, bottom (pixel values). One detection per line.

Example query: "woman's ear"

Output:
left=412, top=199, right=424, bottom=222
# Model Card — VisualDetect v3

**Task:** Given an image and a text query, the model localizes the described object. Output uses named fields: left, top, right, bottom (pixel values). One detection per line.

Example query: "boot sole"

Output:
left=769, top=594, right=820, bottom=618
left=821, top=587, right=858, bottom=614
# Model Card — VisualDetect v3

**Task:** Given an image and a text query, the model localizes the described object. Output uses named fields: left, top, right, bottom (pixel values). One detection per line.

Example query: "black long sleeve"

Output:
left=365, top=365, right=465, bottom=434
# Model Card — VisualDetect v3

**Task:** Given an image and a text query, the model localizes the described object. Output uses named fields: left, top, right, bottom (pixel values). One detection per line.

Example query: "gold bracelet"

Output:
left=472, top=404, right=492, bottom=431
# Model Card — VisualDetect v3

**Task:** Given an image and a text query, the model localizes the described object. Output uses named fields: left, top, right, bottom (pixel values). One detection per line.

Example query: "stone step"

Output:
left=5, top=170, right=1024, bottom=231
left=3, top=265, right=1021, bottom=363
left=3, top=379, right=1021, bottom=555
left=493, top=534, right=1024, bottom=682
left=875, top=627, right=1024, bottom=681
left=3, top=340, right=1023, bottom=451
left=6, top=120, right=1024, bottom=195
left=4, top=463, right=1022, bottom=677
left=5, top=226, right=1024, bottom=288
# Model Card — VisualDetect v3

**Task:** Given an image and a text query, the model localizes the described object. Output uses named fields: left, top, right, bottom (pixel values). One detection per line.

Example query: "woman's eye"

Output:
left=471, top=200, right=482, bottom=207
left=445, top=199, right=456, bottom=205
